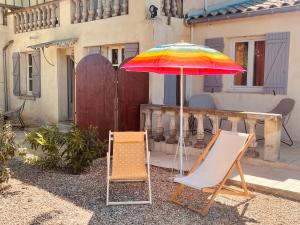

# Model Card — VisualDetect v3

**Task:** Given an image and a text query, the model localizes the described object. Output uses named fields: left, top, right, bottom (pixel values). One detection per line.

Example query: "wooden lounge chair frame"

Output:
left=106, top=131, right=152, bottom=205
left=171, top=129, right=254, bottom=216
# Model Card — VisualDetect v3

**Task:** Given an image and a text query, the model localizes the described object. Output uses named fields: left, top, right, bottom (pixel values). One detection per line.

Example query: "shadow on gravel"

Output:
left=0, top=185, right=22, bottom=198
left=7, top=159, right=258, bottom=225
left=29, top=210, right=62, bottom=225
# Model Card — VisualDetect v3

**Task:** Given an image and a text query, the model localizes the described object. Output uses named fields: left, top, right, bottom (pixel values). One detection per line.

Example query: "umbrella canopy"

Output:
left=122, top=43, right=244, bottom=75
left=122, top=42, right=244, bottom=176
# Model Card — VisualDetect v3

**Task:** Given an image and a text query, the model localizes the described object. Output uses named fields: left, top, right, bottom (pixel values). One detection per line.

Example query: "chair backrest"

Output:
left=18, top=100, right=26, bottom=113
left=111, top=132, right=147, bottom=179
left=188, top=131, right=249, bottom=188
left=269, top=98, right=295, bottom=117
left=188, top=94, right=217, bottom=109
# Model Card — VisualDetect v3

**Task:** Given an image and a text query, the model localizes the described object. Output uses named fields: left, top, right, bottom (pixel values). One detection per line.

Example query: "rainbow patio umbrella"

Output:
left=122, top=43, right=244, bottom=176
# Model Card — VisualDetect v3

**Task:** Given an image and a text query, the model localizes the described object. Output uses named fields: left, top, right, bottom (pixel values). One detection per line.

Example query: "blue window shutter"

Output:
left=204, top=38, right=224, bottom=92
left=263, top=32, right=290, bottom=95
left=164, top=75, right=177, bottom=106
left=12, top=52, right=21, bottom=96
left=32, top=50, right=41, bottom=98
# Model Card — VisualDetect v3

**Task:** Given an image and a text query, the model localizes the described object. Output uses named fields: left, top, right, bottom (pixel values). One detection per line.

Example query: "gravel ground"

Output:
left=1, top=159, right=300, bottom=225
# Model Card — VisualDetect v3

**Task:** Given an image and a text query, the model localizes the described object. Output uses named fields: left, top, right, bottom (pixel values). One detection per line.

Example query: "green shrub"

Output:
left=25, top=124, right=65, bottom=169
left=0, top=123, right=19, bottom=184
left=25, top=124, right=107, bottom=174
left=63, top=126, right=106, bottom=174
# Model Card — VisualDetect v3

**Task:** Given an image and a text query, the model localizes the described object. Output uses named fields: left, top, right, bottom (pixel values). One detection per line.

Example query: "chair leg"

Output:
left=18, top=115, right=25, bottom=128
left=219, top=119, right=223, bottom=129
left=204, top=118, right=213, bottom=134
left=171, top=184, right=185, bottom=203
left=282, top=124, right=294, bottom=146
left=106, top=178, right=110, bottom=206
left=256, top=123, right=293, bottom=147
left=243, top=120, right=248, bottom=133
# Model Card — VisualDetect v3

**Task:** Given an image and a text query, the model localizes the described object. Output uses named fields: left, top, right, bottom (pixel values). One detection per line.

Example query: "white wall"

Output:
left=3, top=0, right=190, bottom=124
left=190, top=11, right=300, bottom=141
left=0, top=24, right=9, bottom=111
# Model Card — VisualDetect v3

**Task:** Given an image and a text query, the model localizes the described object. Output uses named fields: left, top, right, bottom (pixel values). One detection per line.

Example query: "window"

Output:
left=232, top=38, right=265, bottom=91
left=27, top=53, right=33, bottom=94
left=87, top=45, right=125, bottom=70
left=108, top=46, right=125, bottom=70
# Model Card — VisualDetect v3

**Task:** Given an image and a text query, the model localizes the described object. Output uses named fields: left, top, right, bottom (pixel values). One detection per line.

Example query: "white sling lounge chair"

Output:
left=106, top=131, right=152, bottom=205
left=171, top=129, right=254, bottom=216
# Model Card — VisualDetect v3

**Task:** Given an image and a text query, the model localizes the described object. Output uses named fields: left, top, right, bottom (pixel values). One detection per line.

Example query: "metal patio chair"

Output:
left=188, top=94, right=216, bottom=134
left=257, top=98, right=295, bottom=146
left=4, top=100, right=26, bottom=128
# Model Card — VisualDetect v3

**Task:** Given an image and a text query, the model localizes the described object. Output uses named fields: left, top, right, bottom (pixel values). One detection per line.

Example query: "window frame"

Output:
left=229, top=36, right=266, bottom=93
left=26, top=52, right=34, bottom=95
left=107, top=45, right=125, bottom=69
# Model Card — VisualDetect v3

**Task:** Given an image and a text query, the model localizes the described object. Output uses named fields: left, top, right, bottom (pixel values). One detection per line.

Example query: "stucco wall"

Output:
left=0, top=25, right=9, bottom=111
left=149, top=17, right=190, bottom=104
left=189, top=11, right=300, bottom=141
left=3, top=0, right=189, bottom=125
left=3, top=0, right=154, bottom=125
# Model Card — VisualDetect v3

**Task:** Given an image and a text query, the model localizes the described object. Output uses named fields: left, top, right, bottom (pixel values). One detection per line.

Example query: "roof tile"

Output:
left=187, top=0, right=300, bottom=22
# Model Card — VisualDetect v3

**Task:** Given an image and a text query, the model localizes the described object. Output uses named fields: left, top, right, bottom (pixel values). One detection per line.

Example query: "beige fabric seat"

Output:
left=106, top=131, right=152, bottom=205
left=111, top=132, right=148, bottom=181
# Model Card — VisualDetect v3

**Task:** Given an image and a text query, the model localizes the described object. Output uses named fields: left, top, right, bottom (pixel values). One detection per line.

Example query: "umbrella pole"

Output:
left=179, top=67, right=184, bottom=176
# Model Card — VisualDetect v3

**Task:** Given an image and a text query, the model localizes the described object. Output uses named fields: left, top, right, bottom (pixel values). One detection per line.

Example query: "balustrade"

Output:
left=153, top=110, right=165, bottom=142
left=161, top=0, right=183, bottom=18
left=14, top=1, right=59, bottom=33
left=140, top=104, right=282, bottom=162
left=166, top=111, right=177, bottom=144
left=73, top=0, right=128, bottom=23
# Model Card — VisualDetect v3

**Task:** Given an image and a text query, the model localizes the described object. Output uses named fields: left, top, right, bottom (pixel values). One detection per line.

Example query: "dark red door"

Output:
left=76, top=54, right=115, bottom=140
left=118, top=58, right=149, bottom=131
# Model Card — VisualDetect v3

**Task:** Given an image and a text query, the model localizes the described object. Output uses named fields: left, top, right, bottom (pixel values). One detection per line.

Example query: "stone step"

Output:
left=150, top=139, right=300, bottom=172
left=229, top=163, right=300, bottom=201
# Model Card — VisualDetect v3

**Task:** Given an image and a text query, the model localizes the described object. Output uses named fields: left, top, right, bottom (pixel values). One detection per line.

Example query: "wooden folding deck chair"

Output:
left=171, top=129, right=254, bottom=216
left=106, top=131, right=152, bottom=205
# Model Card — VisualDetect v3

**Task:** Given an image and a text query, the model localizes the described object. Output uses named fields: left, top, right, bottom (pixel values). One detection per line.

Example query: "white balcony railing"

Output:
left=161, top=0, right=183, bottom=18
left=72, top=0, right=128, bottom=24
left=14, top=1, right=60, bottom=33
left=140, top=104, right=283, bottom=162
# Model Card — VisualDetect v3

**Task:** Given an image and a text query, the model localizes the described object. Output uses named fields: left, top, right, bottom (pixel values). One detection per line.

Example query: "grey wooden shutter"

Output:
left=124, top=43, right=139, bottom=59
left=32, top=50, right=41, bottom=97
left=204, top=38, right=224, bottom=92
left=164, top=75, right=177, bottom=106
left=263, top=32, right=290, bottom=95
left=88, top=46, right=101, bottom=55
left=12, top=52, right=21, bottom=96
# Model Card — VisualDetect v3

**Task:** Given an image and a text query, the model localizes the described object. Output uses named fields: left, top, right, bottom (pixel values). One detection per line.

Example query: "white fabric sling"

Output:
left=175, top=130, right=249, bottom=190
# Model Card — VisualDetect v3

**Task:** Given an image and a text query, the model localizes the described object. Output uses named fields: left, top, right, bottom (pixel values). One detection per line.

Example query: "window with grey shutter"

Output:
left=12, top=52, right=21, bottom=96
left=204, top=38, right=224, bottom=92
left=263, top=32, right=290, bottom=95
left=124, top=43, right=139, bottom=59
left=31, top=50, right=41, bottom=97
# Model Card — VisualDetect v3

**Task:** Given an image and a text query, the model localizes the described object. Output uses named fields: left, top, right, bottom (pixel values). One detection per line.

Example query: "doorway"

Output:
left=67, top=56, right=75, bottom=121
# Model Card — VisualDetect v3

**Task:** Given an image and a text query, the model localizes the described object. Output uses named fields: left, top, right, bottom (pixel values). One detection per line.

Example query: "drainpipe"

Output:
left=3, top=40, right=14, bottom=111
left=204, top=0, right=208, bottom=15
